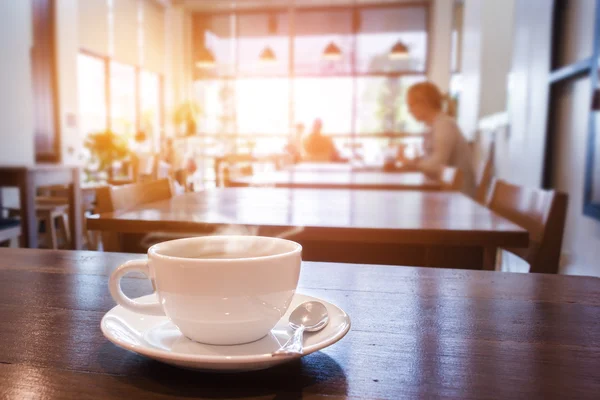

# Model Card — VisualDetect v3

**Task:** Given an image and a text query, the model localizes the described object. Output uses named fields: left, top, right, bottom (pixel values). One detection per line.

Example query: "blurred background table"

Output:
left=88, top=187, right=528, bottom=269
left=229, top=169, right=442, bottom=191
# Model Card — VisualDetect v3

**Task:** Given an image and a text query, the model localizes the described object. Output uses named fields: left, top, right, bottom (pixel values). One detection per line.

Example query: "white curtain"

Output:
left=143, top=0, right=166, bottom=74
left=113, top=0, right=141, bottom=65
left=79, top=0, right=109, bottom=55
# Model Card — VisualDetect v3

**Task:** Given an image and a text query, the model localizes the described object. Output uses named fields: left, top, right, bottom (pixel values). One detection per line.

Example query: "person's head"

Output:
left=312, top=118, right=323, bottom=135
left=407, top=82, right=444, bottom=124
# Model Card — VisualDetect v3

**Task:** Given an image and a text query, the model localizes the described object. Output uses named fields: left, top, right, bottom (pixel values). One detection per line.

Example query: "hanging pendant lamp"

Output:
left=195, top=47, right=216, bottom=68
left=322, top=41, right=342, bottom=60
left=259, top=46, right=277, bottom=63
left=389, top=41, right=409, bottom=59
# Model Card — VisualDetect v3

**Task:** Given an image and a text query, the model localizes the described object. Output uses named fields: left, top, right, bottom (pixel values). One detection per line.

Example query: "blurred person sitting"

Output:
left=405, top=81, right=476, bottom=197
left=303, top=119, right=341, bottom=162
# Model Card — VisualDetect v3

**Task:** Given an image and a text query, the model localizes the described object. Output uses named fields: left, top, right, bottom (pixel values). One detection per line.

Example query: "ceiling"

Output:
left=181, top=0, right=427, bottom=12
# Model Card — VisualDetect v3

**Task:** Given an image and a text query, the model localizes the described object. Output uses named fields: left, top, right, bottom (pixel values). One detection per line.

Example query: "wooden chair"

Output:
left=95, top=178, right=174, bottom=214
left=215, top=154, right=255, bottom=187
left=0, top=218, right=20, bottom=247
left=38, top=184, right=98, bottom=250
left=441, top=167, right=463, bottom=191
left=5, top=197, right=71, bottom=250
left=475, top=144, right=495, bottom=204
left=95, top=179, right=175, bottom=252
left=487, top=179, right=568, bottom=273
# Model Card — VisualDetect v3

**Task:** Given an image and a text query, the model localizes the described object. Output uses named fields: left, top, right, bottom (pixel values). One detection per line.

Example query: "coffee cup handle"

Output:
left=109, top=260, right=165, bottom=316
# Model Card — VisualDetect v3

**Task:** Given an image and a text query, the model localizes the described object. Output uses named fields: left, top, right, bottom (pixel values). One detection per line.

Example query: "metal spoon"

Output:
left=272, top=301, right=329, bottom=356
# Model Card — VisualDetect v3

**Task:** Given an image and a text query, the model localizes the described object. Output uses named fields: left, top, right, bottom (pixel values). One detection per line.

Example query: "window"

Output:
left=77, top=53, right=107, bottom=136
left=193, top=4, right=431, bottom=185
left=238, top=13, right=290, bottom=77
left=294, top=77, right=353, bottom=134
left=355, top=76, right=426, bottom=134
left=294, top=10, right=353, bottom=76
left=140, top=71, right=161, bottom=150
left=356, top=7, right=428, bottom=73
left=236, top=78, right=289, bottom=135
left=77, top=54, right=164, bottom=152
left=110, top=61, right=137, bottom=138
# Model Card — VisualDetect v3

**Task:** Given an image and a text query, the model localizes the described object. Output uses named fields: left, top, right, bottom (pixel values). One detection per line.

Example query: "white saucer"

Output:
left=101, top=293, right=351, bottom=372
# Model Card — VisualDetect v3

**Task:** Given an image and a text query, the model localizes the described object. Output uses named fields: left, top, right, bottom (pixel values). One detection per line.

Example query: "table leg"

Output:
left=483, top=247, right=498, bottom=271
left=68, top=169, right=82, bottom=250
left=19, top=170, right=37, bottom=248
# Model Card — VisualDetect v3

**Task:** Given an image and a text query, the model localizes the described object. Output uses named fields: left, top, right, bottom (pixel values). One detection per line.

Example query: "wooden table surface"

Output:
left=1, top=248, right=599, bottom=399
left=229, top=170, right=442, bottom=191
left=87, top=188, right=528, bottom=268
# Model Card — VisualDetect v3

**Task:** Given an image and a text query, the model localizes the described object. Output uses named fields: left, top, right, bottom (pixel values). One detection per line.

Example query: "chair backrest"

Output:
left=95, top=178, right=174, bottom=214
left=475, top=143, right=495, bottom=204
left=441, top=167, right=463, bottom=191
left=487, top=179, right=568, bottom=273
left=215, top=154, right=254, bottom=187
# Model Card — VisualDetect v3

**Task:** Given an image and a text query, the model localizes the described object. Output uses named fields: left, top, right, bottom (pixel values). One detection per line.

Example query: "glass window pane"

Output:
left=140, top=71, right=161, bottom=151
left=294, top=10, right=353, bottom=75
left=77, top=53, right=106, bottom=136
left=110, top=61, right=136, bottom=137
left=355, top=76, right=426, bottom=134
left=238, top=12, right=289, bottom=76
left=357, top=6, right=428, bottom=73
left=194, top=79, right=237, bottom=135
left=294, top=77, right=353, bottom=134
left=236, top=78, right=289, bottom=135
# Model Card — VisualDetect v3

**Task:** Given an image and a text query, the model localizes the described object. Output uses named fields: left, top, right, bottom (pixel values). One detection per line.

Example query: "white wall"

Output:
left=428, top=0, right=454, bottom=92
left=457, top=0, right=515, bottom=139
left=0, top=1, right=34, bottom=166
left=505, top=0, right=553, bottom=187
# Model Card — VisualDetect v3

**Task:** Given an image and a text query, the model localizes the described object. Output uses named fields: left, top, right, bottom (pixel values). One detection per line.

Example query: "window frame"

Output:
left=78, top=49, right=165, bottom=150
left=192, top=2, right=430, bottom=134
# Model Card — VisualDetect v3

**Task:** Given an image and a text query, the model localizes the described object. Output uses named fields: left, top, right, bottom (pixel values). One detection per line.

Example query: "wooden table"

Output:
left=1, top=248, right=598, bottom=399
left=0, top=165, right=82, bottom=249
left=229, top=170, right=442, bottom=191
left=88, top=188, right=528, bottom=269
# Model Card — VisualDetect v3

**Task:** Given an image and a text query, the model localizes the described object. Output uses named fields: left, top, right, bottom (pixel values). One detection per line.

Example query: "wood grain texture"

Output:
left=229, top=170, right=443, bottom=191
left=87, top=188, right=528, bottom=247
left=87, top=188, right=528, bottom=267
left=0, top=248, right=599, bottom=399
left=488, top=179, right=569, bottom=273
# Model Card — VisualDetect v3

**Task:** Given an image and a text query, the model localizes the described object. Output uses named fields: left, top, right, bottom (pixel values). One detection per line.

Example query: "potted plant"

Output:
left=84, top=130, right=130, bottom=181
left=172, top=101, right=202, bottom=137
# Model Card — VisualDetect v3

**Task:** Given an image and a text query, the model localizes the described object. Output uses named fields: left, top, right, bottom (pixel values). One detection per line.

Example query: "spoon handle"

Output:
left=272, top=325, right=306, bottom=356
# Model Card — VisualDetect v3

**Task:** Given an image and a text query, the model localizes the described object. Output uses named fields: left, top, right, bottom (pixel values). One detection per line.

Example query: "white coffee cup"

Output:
left=108, top=235, right=302, bottom=345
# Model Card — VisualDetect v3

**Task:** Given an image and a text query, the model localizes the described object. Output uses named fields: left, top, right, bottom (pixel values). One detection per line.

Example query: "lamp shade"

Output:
left=195, top=47, right=216, bottom=68
left=389, top=41, right=409, bottom=59
left=259, top=46, right=277, bottom=62
left=322, top=41, right=342, bottom=60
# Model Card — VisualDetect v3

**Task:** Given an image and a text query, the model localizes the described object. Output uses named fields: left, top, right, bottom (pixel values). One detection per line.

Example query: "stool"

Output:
left=6, top=202, right=71, bottom=250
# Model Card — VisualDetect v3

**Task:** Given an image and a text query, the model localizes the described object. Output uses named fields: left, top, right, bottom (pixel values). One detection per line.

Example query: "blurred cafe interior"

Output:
left=1, top=0, right=600, bottom=398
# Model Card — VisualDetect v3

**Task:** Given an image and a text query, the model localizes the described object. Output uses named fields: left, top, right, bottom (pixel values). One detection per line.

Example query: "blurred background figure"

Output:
left=406, top=82, right=476, bottom=196
left=303, top=119, right=341, bottom=162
